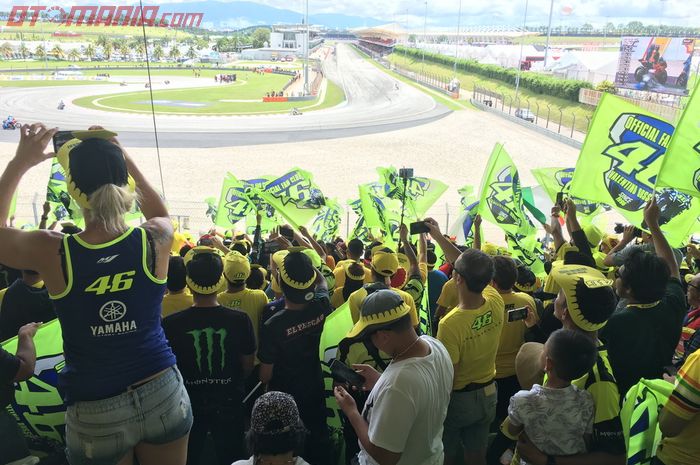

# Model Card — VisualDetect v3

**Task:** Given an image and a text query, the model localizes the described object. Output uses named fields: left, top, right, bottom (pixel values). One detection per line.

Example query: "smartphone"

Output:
left=507, top=306, right=529, bottom=322
left=263, top=240, right=280, bottom=254
left=555, top=192, right=565, bottom=210
left=398, top=168, right=414, bottom=179
left=409, top=221, right=430, bottom=235
left=329, top=359, right=365, bottom=388
left=52, top=130, right=74, bottom=153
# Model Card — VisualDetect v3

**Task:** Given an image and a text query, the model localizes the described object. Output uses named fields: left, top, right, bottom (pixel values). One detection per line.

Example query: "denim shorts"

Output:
left=65, top=366, right=193, bottom=465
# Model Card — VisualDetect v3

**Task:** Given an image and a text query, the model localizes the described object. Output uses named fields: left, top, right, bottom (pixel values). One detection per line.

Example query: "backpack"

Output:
left=620, top=378, right=674, bottom=465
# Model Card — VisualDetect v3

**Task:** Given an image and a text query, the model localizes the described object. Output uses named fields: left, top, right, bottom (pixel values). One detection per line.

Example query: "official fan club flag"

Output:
left=254, top=168, right=326, bottom=230
left=568, top=93, right=700, bottom=247
left=376, top=167, right=448, bottom=218
left=214, top=173, right=278, bottom=234
left=311, top=199, right=344, bottom=243
left=531, top=167, right=605, bottom=221
left=449, top=185, right=480, bottom=246
left=656, top=80, right=700, bottom=198
left=1, top=319, right=66, bottom=454
left=45, top=158, right=83, bottom=224
left=477, top=143, right=545, bottom=275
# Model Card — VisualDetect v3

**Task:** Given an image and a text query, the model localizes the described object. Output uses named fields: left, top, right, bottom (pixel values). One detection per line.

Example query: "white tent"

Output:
left=547, top=51, right=619, bottom=84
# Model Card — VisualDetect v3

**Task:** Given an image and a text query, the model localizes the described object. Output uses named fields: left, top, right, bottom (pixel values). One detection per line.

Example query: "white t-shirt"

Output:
left=509, top=384, right=594, bottom=464
left=232, top=457, right=309, bottom=465
left=358, top=336, right=454, bottom=465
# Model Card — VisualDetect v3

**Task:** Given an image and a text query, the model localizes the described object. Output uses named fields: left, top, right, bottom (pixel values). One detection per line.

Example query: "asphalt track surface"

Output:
left=0, top=44, right=451, bottom=148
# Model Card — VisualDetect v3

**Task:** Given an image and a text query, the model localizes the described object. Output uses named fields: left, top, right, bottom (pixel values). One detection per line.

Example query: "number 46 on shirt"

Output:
left=85, top=271, right=136, bottom=295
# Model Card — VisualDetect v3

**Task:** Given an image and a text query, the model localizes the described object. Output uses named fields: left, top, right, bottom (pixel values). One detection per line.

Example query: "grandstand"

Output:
left=353, top=23, right=406, bottom=55
left=412, top=26, right=539, bottom=46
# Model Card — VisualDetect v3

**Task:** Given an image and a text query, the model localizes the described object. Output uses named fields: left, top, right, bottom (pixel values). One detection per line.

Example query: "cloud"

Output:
left=0, top=0, right=697, bottom=27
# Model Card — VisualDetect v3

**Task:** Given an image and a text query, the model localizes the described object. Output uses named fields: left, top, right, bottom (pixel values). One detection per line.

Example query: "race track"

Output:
left=0, top=44, right=451, bottom=147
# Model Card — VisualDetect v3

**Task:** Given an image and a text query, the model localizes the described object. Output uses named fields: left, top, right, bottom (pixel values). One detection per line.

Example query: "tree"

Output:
left=84, top=43, right=96, bottom=61
left=132, top=40, right=146, bottom=60
left=153, top=44, right=164, bottom=61
left=96, top=35, right=108, bottom=48
left=119, top=42, right=130, bottom=60
left=34, top=44, right=46, bottom=60
left=18, top=43, right=29, bottom=59
left=103, top=41, right=112, bottom=60
left=0, top=42, right=13, bottom=59
left=187, top=45, right=197, bottom=60
left=169, top=46, right=181, bottom=61
left=68, top=48, right=81, bottom=61
left=50, top=44, right=65, bottom=60
left=595, top=80, right=616, bottom=94
left=251, top=27, right=270, bottom=49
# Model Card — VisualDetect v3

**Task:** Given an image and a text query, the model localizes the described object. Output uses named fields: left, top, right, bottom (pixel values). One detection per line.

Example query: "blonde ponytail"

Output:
left=83, top=184, right=136, bottom=236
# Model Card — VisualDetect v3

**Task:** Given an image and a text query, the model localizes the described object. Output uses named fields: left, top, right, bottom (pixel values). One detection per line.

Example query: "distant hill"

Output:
left=157, top=1, right=385, bottom=29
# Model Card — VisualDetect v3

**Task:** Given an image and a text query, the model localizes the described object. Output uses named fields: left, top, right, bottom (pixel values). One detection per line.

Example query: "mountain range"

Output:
left=157, top=1, right=386, bottom=30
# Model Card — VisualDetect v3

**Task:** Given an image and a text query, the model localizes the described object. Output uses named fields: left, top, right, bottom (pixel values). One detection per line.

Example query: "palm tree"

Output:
left=133, top=41, right=146, bottom=60
left=96, top=35, right=108, bottom=48
left=186, top=45, right=197, bottom=60
left=34, top=44, right=46, bottom=60
left=103, top=41, right=112, bottom=60
left=0, top=42, right=13, bottom=59
left=84, top=43, right=96, bottom=61
left=68, top=48, right=81, bottom=61
left=153, top=44, right=164, bottom=61
left=119, top=43, right=130, bottom=61
left=51, top=44, right=65, bottom=60
left=18, top=43, right=29, bottom=59
left=169, top=46, right=181, bottom=62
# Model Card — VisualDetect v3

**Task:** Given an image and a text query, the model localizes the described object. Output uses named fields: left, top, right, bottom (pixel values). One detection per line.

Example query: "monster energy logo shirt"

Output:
left=163, top=305, right=256, bottom=405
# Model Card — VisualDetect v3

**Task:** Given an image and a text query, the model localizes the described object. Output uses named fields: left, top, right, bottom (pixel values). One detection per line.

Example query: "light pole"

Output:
left=543, top=0, right=554, bottom=68
left=453, top=0, right=462, bottom=77
left=421, top=0, right=427, bottom=73
left=304, top=0, right=309, bottom=95
left=514, top=0, right=529, bottom=102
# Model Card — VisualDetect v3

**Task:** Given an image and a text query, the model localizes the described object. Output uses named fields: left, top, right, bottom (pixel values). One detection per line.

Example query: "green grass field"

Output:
left=387, top=52, right=595, bottom=132
left=72, top=74, right=345, bottom=115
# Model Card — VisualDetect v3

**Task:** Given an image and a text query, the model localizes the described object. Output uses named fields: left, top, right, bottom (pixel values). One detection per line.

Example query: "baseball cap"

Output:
left=56, top=130, right=135, bottom=210
left=550, top=264, right=614, bottom=332
left=183, top=246, right=226, bottom=295
left=346, top=289, right=411, bottom=339
left=371, top=247, right=399, bottom=277
left=223, top=250, right=251, bottom=282
left=515, top=342, right=545, bottom=390
left=250, top=391, right=305, bottom=435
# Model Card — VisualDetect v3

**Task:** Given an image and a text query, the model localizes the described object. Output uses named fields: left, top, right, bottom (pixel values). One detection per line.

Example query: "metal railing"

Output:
left=472, top=85, right=591, bottom=142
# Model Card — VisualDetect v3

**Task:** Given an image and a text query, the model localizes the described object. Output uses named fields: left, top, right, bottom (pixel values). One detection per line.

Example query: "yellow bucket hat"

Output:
left=371, top=247, right=399, bottom=277
left=183, top=246, right=226, bottom=295
left=346, top=289, right=411, bottom=339
left=550, top=264, right=614, bottom=331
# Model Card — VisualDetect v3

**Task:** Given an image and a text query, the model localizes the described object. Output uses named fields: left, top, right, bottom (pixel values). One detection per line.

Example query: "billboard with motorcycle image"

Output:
left=615, top=37, right=695, bottom=96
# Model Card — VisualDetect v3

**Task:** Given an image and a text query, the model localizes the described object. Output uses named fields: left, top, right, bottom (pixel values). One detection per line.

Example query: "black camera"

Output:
left=614, top=223, right=642, bottom=238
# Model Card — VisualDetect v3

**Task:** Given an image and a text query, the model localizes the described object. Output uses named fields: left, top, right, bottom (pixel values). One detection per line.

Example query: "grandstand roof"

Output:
left=353, top=23, right=407, bottom=40
left=414, top=26, right=539, bottom=39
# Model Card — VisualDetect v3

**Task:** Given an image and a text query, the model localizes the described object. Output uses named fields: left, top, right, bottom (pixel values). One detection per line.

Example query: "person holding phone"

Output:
left=0, top=124, right=192, bottom=465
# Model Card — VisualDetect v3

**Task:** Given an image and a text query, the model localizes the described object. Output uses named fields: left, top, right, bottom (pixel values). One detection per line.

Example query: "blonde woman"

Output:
left=0, top=123, right=192, bottom=465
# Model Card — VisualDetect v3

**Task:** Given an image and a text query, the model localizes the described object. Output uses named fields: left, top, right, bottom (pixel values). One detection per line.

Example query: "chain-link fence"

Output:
left=472, top=85, right=590, bottom=143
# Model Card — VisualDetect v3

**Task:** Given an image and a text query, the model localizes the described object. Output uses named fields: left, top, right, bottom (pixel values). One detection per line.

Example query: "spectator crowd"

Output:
left=0, top=124, right=699, bottom=465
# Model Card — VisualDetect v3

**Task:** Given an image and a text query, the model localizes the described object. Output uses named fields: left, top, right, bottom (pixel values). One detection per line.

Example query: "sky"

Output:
left=2, top=0, right=699, bottom=28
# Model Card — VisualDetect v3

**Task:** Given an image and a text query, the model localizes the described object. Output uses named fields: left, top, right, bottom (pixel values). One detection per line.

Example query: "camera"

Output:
left=614, top=223, right=642, bottom=238
left=399, top=168, right=414, bottom=180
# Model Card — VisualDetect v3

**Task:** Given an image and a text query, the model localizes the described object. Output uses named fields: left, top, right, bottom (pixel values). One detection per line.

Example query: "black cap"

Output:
left=69, top=138, right=128, bottom=196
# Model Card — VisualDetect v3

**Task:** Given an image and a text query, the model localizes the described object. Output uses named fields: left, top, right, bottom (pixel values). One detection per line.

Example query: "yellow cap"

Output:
left=346, top=289, right=411, bottom=339
left=371, top=248, right=399, bottom=277
left=223, top=251, right=251, bottom=282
